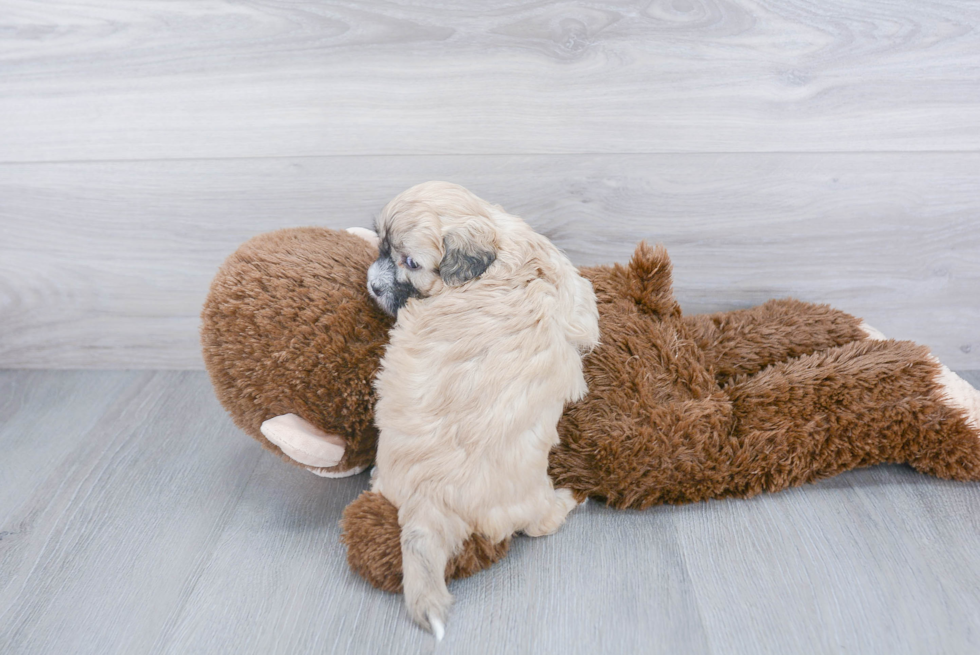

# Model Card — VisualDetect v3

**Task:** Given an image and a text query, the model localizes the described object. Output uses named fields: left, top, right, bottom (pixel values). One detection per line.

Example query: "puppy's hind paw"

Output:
left=428, top=613, right=445, bottom=642
left=405, top=583, right=452, bottom=640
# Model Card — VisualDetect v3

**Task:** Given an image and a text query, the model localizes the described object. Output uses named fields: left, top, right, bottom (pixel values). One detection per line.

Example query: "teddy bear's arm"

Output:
left=684, top=298, right=869, bottom=386
left=345, top=226, right=380, bottom=248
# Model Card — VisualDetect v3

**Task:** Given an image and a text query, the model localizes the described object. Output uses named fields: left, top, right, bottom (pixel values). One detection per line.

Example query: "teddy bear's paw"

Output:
left=345, top=226, right=380, bottom=249
left=930, top=358, right=980, bottom=433
left=259, top=413, right=347, bottom=469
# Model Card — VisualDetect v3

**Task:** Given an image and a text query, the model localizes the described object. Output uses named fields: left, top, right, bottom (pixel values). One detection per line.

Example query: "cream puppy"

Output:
left=367, top=182, right=600, bottom=639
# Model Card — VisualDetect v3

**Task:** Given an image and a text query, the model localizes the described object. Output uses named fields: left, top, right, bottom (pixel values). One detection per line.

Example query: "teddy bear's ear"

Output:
left=626, top=242, right=680, bottom=319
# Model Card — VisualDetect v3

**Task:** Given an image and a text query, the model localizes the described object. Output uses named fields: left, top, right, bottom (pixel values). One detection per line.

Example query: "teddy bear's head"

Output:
left=201, top=227, right=393, bottom=475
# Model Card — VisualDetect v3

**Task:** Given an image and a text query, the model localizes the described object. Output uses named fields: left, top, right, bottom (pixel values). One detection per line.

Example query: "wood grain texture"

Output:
left=0, top=370, right=141, bottom=524
left=0, top=371, right=263, bottom=655
left=1, top=0, right=980, bottom=161
left=1, top=370, right=979, bottom=654
left=673, top=463, right=980, bottom=654
left=2, top=153, right=978, bottom=368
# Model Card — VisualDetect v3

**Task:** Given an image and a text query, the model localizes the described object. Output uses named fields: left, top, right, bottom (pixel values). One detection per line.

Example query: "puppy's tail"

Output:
left=399, top=498, right=469, bottom=640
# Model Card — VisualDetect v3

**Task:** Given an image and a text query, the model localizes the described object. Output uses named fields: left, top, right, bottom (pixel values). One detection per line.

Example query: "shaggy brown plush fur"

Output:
left=202, top=228, right=392, bottom=474
left=547, top=243, right=980, bottom=508
left=340, top=490, right=511, bottom=593
left=202, top=229, right=980, bottom=593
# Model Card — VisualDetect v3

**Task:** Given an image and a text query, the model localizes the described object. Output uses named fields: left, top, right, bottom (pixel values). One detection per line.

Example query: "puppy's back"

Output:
left=371, top=203, right=599, bottom=636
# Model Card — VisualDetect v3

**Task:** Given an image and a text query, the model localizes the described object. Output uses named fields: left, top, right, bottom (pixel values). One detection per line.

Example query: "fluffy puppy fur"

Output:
left=367, top=182, right=600, bottom=638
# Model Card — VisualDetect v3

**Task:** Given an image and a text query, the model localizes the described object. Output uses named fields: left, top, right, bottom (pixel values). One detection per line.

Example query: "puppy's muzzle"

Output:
left=367, top=255, right=419, bottom=317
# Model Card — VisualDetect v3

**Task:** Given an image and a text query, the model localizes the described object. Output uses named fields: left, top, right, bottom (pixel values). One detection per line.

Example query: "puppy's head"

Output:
left=367, top=182, right=498, bottom=317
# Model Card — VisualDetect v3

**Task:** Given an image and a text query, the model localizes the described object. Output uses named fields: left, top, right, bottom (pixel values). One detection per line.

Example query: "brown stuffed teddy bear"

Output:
left=201, top=226, right=980, bottom=594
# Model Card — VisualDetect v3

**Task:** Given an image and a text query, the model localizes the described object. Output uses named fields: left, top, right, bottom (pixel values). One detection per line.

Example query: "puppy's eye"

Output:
left=404, top=256, right=420, bottom=270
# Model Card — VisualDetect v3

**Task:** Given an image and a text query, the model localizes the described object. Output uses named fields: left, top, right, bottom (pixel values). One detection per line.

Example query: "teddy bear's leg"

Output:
left=723, top=338, right=980, bottom=495
left=553, top=337, right=980, bottom=509
left=840, top=322, right=980, bottom=441
left=685, top=299, right=872, bottom=385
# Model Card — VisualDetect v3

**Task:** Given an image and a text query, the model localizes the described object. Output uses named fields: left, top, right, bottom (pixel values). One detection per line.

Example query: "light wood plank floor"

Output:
left=2, top=370, right=980, bottom=655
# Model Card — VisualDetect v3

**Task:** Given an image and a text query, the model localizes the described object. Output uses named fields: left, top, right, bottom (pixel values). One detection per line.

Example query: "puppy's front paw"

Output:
left=405, top=584, right=452, bottom=641
left=524, top=488, right=579, bottom=537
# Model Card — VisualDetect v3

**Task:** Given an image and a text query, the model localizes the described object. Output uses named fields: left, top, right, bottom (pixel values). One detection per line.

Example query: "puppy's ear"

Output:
left=439, top=224, right=496, bottom=286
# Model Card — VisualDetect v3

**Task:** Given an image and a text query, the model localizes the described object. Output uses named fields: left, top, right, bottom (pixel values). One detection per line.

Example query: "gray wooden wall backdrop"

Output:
left=1, top=0, right=978, bottom=369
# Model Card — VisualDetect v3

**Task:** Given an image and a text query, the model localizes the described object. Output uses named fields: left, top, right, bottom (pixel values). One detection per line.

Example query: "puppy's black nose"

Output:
left=370, top=282, right=384, bottom=296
